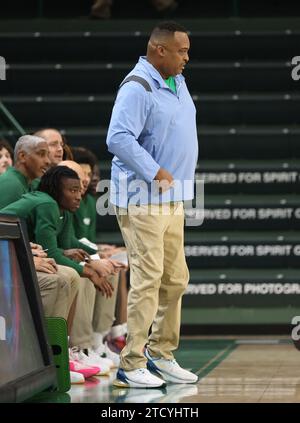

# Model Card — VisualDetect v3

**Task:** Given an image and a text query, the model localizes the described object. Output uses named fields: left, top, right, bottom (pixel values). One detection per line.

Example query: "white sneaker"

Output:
left=113, top=368, right=166, bottom=389
left=69, top=347, right=110, bottom=376
left=70, top=371, right=85, bottom=384
left=87, top=348, right=114, bottom=372
left=93, top=341, right=120, bottom=368
left=145, top=349, right=198, bottom=384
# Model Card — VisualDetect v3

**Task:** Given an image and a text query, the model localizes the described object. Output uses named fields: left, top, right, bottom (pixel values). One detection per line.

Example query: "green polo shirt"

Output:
left=0, top=166, right=30, bottom=209
left=0, top=191, right=93, bottom=275
left=165, top=76, right=177, bottom=94
left=73, top=194, right=97, bottom=243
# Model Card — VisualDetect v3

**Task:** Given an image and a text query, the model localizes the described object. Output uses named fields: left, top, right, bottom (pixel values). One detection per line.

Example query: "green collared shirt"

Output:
left=0, top=166, right=29, bottom=209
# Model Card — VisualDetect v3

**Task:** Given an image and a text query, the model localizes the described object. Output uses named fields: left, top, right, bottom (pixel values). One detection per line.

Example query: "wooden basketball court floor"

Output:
left=64, top=336, right=300, bottom=404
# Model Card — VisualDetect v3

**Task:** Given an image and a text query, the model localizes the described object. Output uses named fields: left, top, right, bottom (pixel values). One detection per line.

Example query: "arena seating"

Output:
left=1, top=15, right=300, bottom=329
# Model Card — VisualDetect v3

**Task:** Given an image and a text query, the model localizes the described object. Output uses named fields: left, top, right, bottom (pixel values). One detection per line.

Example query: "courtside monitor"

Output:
left=0, top=215, right=57, bottom=402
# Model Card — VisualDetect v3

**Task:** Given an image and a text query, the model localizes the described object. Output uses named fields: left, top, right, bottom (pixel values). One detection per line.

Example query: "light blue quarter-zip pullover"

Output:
left=106, top=56, right=198, bottom=208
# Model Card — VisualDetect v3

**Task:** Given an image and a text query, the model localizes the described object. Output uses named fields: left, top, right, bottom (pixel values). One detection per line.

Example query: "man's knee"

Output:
left=56, top=265, right=80, bottom=298
left=161, top=271, right=189, bottom=301
left=36, top=272, right=60, bottom=316
left=36, top=271, right=60, bottom=292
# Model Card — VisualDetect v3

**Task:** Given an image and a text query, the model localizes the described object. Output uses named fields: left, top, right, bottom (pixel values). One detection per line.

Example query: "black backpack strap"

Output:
left=119, top=75, right=152, bottom=92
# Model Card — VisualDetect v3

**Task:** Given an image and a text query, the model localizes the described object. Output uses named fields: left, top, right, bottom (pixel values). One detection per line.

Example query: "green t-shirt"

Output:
left=165, top=76, right=177, bottom=94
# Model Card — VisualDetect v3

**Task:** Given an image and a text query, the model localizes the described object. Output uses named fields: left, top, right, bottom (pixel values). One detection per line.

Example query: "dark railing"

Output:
left=0, top=101, right=25, bottom=144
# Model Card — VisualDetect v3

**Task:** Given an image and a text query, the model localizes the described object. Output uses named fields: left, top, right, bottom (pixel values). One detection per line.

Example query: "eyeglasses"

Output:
left=48, top=141, right=65, bottom=148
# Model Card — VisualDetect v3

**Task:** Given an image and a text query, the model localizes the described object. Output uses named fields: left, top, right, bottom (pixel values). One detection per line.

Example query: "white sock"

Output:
left=110, top=324, right=126, bottom=339
left=93, top=332, right=103, bottom=350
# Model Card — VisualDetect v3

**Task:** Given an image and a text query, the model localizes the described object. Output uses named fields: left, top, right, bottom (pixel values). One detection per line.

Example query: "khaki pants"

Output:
left=37, top=264, right=80, bottom=320
left=116, top=202, right=189, bottom=371
left=69, top=274, right=119, bottom=349
left=93, top=273, right=119, bottom=334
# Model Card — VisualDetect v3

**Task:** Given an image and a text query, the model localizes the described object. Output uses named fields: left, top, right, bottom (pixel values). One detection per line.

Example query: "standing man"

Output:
left=106, top=21, right=198, bottom=388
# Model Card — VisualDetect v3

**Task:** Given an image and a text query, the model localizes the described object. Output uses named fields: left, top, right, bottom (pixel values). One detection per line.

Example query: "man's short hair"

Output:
left=72, top=147, right=97, bottom=169
left=14, top=134, right=46, bottom=162
left=151, top=21, right=188, bottom=38
left=38, top=165, right=79, bottom=203
left=33, top=127, right=60, bottom=138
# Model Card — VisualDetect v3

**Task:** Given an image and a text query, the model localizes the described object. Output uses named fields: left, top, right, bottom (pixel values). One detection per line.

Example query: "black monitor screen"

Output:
left=0, top=216, right=57, bottom=403
left=0, top=239, right=44, bottom=385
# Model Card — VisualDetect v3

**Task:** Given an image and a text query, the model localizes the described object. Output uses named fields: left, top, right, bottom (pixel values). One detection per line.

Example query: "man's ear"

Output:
left=17, top=150, right=27, bottom=163
left=157, top=45, right=165, bottom=57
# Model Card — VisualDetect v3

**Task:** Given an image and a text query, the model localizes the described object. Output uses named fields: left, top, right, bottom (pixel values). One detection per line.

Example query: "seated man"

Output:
left=0, top=166, right=126, bottom=373
left=30, top=241, right=83, bottom=384
left=58, top=158, right=125, bottom=367
left=31, top=242, right=79, bottom=328
left=34, top=128, right=73, bottom=166
left=0, top=135, right=79, bottom=329
left=0, top=166, right=121, bottom=293
left=0, top=134, right=50, bottom=209
left=67, top=149, right=98, bottom=244
left=71, top=149, right=128, bottom=354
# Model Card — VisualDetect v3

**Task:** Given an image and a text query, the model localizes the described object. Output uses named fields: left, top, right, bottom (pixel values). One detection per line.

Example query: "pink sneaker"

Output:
left=70, top=347, right=110, bottom=375
left=69, top=360, right=100, bottom=379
